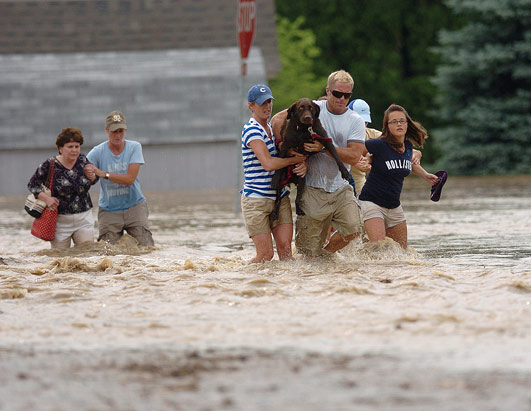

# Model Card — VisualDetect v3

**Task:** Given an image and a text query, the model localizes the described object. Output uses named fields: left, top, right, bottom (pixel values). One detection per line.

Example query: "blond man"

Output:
left=272, top=70, right=365, bottom=256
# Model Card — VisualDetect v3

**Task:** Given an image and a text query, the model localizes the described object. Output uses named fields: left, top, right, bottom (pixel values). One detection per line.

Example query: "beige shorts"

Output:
left=350, top=169, right=366, bottom=196
left=51, top=209, right=94, bottom=249
left=359, top=200, right=405, bottom=228
left=241, top=195, right=293, bottom=237
left=295, top=184, right=362, bottom=256
left=98, top=200, right=154, bottom=246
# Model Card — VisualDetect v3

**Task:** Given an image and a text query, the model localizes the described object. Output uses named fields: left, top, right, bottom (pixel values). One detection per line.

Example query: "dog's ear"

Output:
left=312, top=101, right=321, bottom=118
left=287, top=102, right=298, bottom=120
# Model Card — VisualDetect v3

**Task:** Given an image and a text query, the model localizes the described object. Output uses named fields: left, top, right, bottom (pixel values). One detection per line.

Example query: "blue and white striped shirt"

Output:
left=240, top=117, right=288, bottom=199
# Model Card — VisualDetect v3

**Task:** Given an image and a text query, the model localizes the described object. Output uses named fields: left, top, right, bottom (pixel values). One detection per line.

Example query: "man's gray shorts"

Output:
left=98, top=200, right=154, bottom=246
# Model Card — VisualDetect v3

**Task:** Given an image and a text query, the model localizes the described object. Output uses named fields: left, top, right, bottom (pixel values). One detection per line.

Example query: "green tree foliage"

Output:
left=269, top=16, right=328, bottom=112
left=432, top=0, right=531, bottom=175
left=274, top=0, right=457, bottom=163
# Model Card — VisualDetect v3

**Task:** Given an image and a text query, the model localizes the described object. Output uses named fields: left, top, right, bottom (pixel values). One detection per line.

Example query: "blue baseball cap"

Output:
left=348, top=98, right=372, bottom=123
left=247, top=84, right=275, bottom=105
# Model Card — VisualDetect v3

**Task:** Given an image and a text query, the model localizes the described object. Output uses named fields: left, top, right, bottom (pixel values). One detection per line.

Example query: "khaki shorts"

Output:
left=359, top=200, right=405, bottom=228
left=350, top=167, right=367, bottom=196
left=98, top=200, right=154, bottom=246
left=51, top=209, right=94, bottom=249
left=241, top=195, right=292, bottom=238
left=295, top=184, right=362, bottom=256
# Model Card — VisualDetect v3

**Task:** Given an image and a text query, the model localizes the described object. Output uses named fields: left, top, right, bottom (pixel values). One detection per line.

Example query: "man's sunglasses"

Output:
left=330, top=90, right=352, bottom=99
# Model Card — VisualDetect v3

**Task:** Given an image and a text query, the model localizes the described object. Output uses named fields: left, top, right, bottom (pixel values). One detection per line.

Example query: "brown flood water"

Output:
left=0, top=175, right=530, bottom=410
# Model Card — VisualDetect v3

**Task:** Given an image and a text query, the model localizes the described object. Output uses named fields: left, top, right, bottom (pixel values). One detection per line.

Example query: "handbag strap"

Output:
left=45, top=157, right=55, bottom=195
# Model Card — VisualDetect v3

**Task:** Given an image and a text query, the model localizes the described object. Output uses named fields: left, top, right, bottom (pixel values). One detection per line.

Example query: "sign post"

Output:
left=235, top=0, right=256, bottom=213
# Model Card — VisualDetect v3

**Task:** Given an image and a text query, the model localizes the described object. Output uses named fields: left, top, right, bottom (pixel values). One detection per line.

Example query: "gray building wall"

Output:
left=0, top=0, right=280, bottom=78
left=0, top=47, right=266, bottom=194
left=4, top=140, right=239, bottom=195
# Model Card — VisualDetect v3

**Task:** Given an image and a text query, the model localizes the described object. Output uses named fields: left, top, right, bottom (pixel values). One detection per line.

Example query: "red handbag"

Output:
left=31, top=159, right=58, bottom=241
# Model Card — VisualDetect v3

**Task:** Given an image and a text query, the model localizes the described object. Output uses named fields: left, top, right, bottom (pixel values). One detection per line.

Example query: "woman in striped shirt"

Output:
left=240, top=85, right=306, bottom=263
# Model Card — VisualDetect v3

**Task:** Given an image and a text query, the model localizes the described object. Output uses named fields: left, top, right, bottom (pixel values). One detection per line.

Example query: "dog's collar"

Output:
left=308, top=126, right=332, bottom=143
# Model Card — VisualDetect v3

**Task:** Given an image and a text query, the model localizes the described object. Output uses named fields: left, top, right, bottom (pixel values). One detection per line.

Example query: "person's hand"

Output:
left=354, top=156, right=371, bottom=172
left=287, top=148, right=305, bottom=158
left=304, top=141, right=324, bottom=153
left=287, top=149, right=307, bottom=166
left=293, top=161, right=307, bottom=177
left=84, top=163, right=103, bottom=181
left=43, top=194, right=59, bottom=211
left=84, top=163, right=95, bottom=179
left=426, top=173, right=440, bottom=186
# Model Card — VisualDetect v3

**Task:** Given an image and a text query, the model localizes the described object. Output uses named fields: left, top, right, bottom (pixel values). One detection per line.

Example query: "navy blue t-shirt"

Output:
left=359, top=139, right=413, bottom=209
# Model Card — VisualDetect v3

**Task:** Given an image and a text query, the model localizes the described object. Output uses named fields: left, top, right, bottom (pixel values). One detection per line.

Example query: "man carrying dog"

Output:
left=272, top=70, right=365, bottom=256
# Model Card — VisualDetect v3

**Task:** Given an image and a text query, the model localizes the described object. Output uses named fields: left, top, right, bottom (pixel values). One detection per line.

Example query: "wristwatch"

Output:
left=104, top=172, right=110, bottom=179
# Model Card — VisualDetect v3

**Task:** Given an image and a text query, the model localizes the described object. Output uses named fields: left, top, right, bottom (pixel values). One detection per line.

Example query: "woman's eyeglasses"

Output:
left=388, top=119, right=407, bottom=125
left=330, top=90, right=352, bottom=99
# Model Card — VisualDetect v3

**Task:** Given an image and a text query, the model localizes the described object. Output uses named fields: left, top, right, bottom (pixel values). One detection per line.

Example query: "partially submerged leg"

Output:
left=250, top=233, right=275, bottom=263
left=271, top=223, right=294, bottom=260
left=386, top=221, right=408, bottom=248
left=324, top=185, right=362, bottom=253
left=98, top=208, right=124, bottom=244
left=324, top=232, right=357, bottom=253
left=123, top=201, right=154, bottom=246
left=364, top=217, right=386, bottom=242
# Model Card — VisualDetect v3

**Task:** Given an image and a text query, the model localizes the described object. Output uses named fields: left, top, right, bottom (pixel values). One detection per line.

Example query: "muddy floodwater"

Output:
left=1, top=175, right=530, bottom=410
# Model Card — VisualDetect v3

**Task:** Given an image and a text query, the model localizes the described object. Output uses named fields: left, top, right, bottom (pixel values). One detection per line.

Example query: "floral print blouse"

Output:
left=28, top=155, right=96, bottom=215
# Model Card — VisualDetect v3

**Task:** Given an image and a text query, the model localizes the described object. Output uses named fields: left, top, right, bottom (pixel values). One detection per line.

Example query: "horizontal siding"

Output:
left=0, top=0, right=280, bottom=77
left=0, top=47, right=266, bottom=149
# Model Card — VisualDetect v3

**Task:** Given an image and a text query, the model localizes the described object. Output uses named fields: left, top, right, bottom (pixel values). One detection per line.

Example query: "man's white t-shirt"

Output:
left=305, top=99, right=365, bottom=192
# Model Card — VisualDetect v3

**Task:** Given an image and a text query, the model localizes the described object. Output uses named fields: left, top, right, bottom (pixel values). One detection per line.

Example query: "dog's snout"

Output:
left=301, top=110, right=313, bottom=124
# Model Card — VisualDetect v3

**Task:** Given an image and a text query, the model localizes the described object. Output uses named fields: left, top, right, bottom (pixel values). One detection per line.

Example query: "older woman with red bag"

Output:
left=27, top=127, right=97, bottom=248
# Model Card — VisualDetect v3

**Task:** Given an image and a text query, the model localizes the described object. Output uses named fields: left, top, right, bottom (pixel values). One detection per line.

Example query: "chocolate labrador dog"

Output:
left=270, top=98, right=350, bottom=221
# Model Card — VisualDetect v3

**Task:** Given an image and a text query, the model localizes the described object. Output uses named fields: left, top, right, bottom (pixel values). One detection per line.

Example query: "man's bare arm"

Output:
left=271, top=110, right=288, bottom=143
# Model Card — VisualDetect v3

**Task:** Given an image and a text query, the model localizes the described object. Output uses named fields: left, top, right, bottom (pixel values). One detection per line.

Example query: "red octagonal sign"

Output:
left=238, top=0, right=256, bottom=75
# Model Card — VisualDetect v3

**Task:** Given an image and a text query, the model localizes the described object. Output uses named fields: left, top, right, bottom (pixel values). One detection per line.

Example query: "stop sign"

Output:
left=238, top=0, right=256, bottom=75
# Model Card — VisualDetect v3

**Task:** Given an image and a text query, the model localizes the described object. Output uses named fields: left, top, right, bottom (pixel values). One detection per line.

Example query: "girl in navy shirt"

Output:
left=359, top=104, right=439, bottom=248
